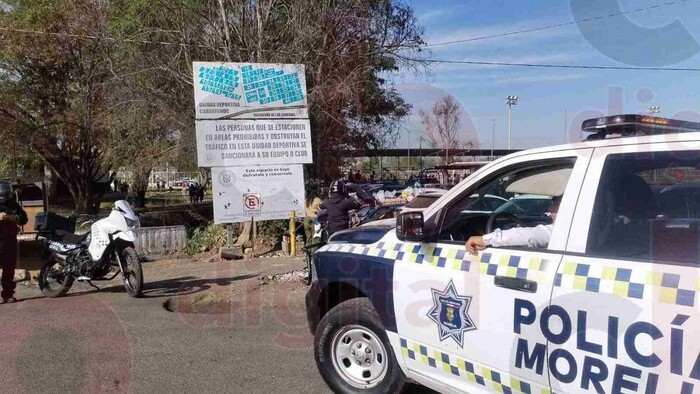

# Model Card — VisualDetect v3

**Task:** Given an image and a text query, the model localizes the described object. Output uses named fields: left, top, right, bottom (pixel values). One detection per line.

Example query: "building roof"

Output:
left=341, top=148, right=520, bottom=158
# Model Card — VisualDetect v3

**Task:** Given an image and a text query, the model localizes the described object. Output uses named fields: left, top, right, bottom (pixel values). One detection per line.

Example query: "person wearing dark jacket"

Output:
left=0, top=182, right=27, bottom=303
left=188, top=183, right=197, bottom=203
left=320, top=180, right=362, bottom=237
left=196, top=183, right=206, bottom=203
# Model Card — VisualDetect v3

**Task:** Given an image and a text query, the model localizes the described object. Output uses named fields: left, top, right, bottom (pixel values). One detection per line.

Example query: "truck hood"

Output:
left=328, top=220, right=395, bottom=244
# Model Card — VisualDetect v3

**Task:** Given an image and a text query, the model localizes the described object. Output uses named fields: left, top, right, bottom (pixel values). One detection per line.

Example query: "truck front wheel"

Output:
left=314, top=298, right=406, bottom=393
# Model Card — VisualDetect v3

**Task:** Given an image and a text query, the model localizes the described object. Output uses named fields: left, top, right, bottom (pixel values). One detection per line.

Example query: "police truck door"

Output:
left=393, top=148, right=592, bottom=393
left=548, top=141, right=700, bottom=393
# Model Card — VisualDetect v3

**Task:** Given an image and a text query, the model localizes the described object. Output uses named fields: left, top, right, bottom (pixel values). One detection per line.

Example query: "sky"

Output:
left=395, top=0, right=700, bottom=150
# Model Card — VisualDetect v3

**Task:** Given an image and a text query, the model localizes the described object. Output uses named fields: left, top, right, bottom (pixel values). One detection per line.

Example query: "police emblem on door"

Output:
left=428, top=280, right=476, bottom=346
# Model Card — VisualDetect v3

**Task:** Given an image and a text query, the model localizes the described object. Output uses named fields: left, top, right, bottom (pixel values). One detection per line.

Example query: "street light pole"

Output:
left=506, top=95, right=518, bottom=150
left=491, top=119, right=495, bottom=159
left=508, top=105, right=512, bottom=149
left=407, top=128, right=410, bottom=178
left=564, top=108, right=567, bottom=144
left=419, top=137, right=423, bottom=176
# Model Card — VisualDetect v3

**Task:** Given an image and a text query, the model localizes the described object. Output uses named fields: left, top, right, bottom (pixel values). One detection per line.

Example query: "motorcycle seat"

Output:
left=54, top=230, right=89, bottom=245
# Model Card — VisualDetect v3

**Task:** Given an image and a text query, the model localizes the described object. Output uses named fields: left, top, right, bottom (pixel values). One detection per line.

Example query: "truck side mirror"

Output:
left=396, top=212, right=425, bottom=242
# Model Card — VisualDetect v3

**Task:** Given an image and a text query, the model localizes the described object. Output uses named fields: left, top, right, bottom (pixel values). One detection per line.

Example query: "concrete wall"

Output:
left=16, top=225, right=187, bottom=270
left=136, top=226, right=187, bottom=256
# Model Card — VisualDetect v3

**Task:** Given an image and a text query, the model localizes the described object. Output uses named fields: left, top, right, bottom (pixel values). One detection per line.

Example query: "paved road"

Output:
left=3, top=285, right=328, bottom=393
left=2, top=258, right=432, bottom=393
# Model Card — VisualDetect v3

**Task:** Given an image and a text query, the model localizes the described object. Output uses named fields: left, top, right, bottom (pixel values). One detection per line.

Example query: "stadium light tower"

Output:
left=648, top=105, right=661, bottom=115
left=506, top=95, right=518, bottom=149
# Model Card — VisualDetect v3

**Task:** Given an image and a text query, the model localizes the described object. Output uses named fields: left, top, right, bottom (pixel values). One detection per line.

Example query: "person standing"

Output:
left=303, top=187, right=323, bottom=244
left=0, top=182, right=27, bottom=304
left=320, top=181, right=362, bottom=237
left=354, top=170, right=363, bottom=183
left=196, top=182, right=205, bottom=203
left=188, top=182, right=197, bottom=203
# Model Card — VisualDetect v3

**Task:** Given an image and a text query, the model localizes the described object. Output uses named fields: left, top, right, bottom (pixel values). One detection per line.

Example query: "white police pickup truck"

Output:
left=306, top=114, right=700, bottom=394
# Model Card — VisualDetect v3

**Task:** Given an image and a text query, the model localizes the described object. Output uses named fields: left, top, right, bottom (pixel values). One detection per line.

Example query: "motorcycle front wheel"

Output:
left=38, top=256, right=75, bottom=298
left=119, top=247, right=143, bottom=298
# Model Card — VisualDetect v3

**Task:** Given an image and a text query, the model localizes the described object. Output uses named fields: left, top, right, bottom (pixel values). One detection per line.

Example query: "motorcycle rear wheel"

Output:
left=120, top=247, right=143, bottom=298
left=38, top=256, right=75, bottom=298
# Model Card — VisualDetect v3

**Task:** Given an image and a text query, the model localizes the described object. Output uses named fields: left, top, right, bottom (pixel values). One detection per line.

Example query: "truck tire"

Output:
left=314, top=297, right=406, bottom=393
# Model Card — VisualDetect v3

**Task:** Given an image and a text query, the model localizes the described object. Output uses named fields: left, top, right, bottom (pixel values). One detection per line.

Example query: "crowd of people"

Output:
left=154, top=180, right=174, bottom=192
left=188, top=182, right=206, bottom=203
left=152, top=179, right=207, bottom=204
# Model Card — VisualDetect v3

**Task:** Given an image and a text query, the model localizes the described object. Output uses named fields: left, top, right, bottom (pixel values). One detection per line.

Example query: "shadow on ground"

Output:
left=21, top=273, right=260, bottom=301
left=141, top=274, right=259, bottom=298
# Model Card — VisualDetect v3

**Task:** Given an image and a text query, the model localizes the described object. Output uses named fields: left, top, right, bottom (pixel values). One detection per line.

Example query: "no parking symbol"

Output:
left=244, top=193, right=261, bottom=211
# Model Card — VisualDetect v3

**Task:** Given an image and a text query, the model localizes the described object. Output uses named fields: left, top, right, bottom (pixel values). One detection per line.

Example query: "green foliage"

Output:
left=257, top=220, right=289, bottom=241
left=185, top=220, right=288, bottom=255
left=0, top=155, right=11, bottom=179
left=0, top=0, right=427, bottom=202
left=0, top=0, right=116, bottom=213
left=185, top=222, right=229, bottom=255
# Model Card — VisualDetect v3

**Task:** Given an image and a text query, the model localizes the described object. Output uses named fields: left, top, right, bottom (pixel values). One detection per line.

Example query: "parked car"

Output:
left=359, top=203, right=405, bottom=225
left=404, top=189, right=447, bottom=210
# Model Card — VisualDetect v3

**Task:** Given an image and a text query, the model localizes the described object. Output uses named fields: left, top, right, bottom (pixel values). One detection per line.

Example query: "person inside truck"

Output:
left=456, top=165, right=572, bottom=255
left=465, top=195, right=561, bottom=253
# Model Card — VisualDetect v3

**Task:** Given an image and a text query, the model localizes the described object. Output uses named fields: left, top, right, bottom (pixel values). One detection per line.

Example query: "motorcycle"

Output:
left=36, top=200, right=144, bottom=298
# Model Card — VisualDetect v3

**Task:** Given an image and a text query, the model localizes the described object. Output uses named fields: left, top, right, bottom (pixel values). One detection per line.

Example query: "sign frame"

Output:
left=212, top=165, right=306, bottom=224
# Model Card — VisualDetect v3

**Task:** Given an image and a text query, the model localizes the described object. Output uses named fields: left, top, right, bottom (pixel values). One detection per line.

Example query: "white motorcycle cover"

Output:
left=87, top=201, right=140, bottom=261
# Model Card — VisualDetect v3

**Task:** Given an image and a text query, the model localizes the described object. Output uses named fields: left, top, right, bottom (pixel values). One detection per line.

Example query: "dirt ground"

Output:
left=149, top=252, right=309, bottom=315
left=72, top=251, right=312, bottom=315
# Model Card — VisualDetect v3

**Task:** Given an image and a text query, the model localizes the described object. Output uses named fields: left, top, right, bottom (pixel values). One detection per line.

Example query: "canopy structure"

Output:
left=340, top=149, right=521, bottom=185
left=341, top=148, right=519, bottom=158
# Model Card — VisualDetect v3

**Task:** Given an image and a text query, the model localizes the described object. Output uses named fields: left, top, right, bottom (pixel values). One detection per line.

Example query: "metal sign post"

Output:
left=251, top=216, right=256, bottom=256
left=290, top=211, right=296, bottom=256
left=226, top=224, right=234, bottom=247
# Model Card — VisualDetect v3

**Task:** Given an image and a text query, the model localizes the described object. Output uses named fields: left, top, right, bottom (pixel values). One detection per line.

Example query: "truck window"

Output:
left=438, top=162, right=573, bottom=245
left=586, top=150, right=700, bottom=265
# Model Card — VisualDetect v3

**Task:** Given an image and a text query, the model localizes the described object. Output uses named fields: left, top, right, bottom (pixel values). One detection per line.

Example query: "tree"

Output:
left=0, top=0, right=115, bottom=213
left=0, top=0, right=427, bottom=212
left=116, top=0, right=426, bottom=181
left=104, top=1, right=190, bottom=207
left=107, top=100, right=178, bottom=208
left=0, top=136, right=42, bottom=181
left=420, top=95, right=472, bottom=164
left=303, top=0, right=426, bottom=179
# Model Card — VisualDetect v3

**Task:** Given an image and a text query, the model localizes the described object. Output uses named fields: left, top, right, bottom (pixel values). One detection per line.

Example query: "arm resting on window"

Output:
left=483, top=224, right=553, bottom=249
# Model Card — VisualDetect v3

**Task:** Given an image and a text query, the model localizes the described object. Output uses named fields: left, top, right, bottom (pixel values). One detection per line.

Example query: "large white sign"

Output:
left=212, top=165, right=306, bottom=224
left=193, top=62, right=308, bottom=120
left=196, top=119, right=313, bottom=166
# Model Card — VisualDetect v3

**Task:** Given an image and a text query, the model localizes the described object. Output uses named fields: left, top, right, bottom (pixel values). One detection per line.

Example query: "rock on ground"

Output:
left=259, top=268, right=309, bottom=285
